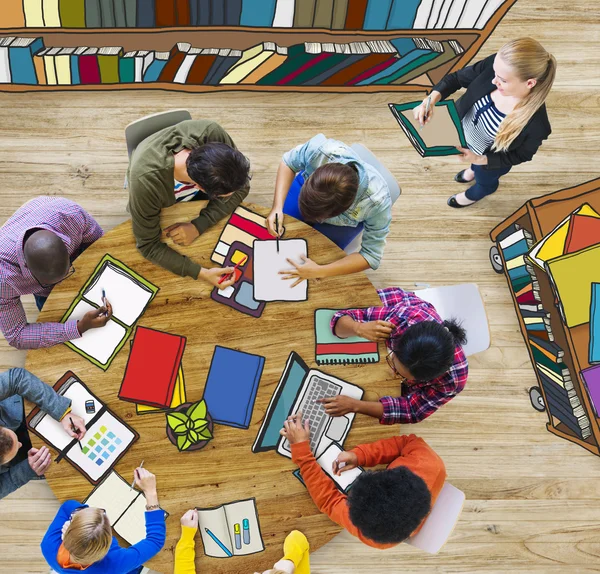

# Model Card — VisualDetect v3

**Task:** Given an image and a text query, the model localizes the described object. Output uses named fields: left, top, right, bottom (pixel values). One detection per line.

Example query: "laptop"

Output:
left=252, top=351, right=364, bottom=459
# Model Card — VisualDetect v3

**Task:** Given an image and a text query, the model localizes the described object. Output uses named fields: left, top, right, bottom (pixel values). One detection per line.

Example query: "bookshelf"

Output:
left=0, top=0, right=517, bottom=92
left=490, top=178, right=600, bottom=456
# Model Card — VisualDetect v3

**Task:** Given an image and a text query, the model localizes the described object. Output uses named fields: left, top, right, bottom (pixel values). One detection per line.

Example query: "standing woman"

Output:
left=414, top=38, right=557, bottom=207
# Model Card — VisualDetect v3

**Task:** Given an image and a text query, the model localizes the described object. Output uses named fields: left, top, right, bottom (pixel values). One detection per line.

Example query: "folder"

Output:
left=565, top=214, right=600, bottom=254
left=136, top=366, right=186, bottom=415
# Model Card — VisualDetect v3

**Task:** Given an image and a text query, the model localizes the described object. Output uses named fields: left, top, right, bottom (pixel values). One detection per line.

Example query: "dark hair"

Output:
left=298, top=163, right=359, bottom=222
left=186, top=142, right=250, bottom=199
left=348, top=467, right=431, bottom=544
left=392, top=318, right=467, bottom=381
left=0, top=427, right=15, bottom=464
left=23, top=229, right=70, bottom=284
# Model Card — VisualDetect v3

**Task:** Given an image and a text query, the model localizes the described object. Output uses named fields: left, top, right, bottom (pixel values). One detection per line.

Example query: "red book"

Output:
left=156, top=0, right=176, bottom=27
left=347, top=56, right=397, bottom=85
left=565, top=214, right=600, bottom=254
left=79, top=51, right=101, bottom=84
left=119, top=326, right=186, bottom=408
left=176, top=0, right=190, bottom=25
left=345, top=0, right=368, bottom=29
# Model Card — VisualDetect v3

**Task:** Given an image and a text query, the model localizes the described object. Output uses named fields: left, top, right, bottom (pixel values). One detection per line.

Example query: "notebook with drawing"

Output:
left=253, top=239, right=308, bottom=302
left=26, top=372, right=139, bottom=485
left=61, top=254, right=159, bottom=370
left=388, top=100, right=466, bottom=157
left=84, top=471, right=168, bottom=545
left=314, top=309, right=379, bottom=365
left=197, top=498, right=264, bottom=558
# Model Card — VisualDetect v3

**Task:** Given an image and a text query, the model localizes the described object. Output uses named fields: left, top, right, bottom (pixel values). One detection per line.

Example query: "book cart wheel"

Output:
left=490, top=245, right=504, bottom=274
left=529, top=386, right=546, bottom=412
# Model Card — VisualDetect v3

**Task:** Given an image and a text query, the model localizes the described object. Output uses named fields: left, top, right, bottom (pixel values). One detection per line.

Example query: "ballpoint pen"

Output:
left=69, top=417, right=83, bottom=450
left=131, top=459, right=144, bottom=491
left=275, top=214, right=280, bottom=253
left=421, top=95, right=431, bottom=130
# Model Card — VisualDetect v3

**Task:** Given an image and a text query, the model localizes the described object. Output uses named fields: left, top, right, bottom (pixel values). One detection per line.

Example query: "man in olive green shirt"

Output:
left=127, top=119, right=251, bottom=287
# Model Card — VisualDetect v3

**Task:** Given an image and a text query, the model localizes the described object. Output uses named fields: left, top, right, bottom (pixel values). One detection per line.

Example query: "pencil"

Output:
left=69, top=416, right=83, bottom=450
left=218, top=255, right=248, bottom=285
left=275, top=214, right=280, bottom=253
left=131, top=459, right=144, bottom=491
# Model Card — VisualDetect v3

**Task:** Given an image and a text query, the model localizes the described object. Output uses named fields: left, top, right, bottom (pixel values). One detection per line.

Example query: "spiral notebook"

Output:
left=314, top=309, right=379, bottom=365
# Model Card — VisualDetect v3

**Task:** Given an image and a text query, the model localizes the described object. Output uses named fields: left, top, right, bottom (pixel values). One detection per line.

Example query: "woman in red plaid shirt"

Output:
left=321, top=287, right=468, bottom=424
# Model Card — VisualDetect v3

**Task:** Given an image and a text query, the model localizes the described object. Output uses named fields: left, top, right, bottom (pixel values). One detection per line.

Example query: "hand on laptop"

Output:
left=332, top=451, right=359, bottom=476
left=280, top=411, right=310, bottom=445
left=319, top=395, right=358, bottom=417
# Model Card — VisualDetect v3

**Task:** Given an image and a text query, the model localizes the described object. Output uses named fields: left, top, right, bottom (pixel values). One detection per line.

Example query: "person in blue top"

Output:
left=41, top=466, right=165, bottom=574
left=267, top=134, right=393, bottom=284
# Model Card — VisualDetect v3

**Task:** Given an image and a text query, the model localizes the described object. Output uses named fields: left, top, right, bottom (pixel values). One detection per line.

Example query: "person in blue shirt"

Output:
left=41, top=466, right=165, bottom=573
left=267, top=135, right=393, bottom=283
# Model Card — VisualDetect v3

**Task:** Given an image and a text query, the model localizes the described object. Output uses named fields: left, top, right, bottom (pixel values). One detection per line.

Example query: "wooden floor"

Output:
left=1, top=1, right=599, bottom=572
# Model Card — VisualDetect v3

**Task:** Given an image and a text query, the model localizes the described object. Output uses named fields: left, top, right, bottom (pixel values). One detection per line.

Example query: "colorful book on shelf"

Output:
left=205, top=49, right=243, bottom=85
left=98, top=47, right=123, bottom=83
left=581, top=364, right=600, bottom=417
left=390, top=40, right=462, bottom=86
left=158, top=42, right=191, bottom=82
left=345, top=0, right=368, bottom=28
left=26, top=372, right=139, bottom=484
left=137, top=0, right=155, bottom=27
left=220, top=42, right=282, bottom=84
left=1, top=38, right=44, bottom=85
left=589, top=282, right=600, bottom=364
left=119, top=326, right=186, bottom=408
left=186, top=48, right=220, bottom=84
left=60, top=254, right=159, bottom=370
left=155, top=0, right=176, bottom=27
left=529, top=335, right=564, bottom=362
left=241, top=46, right=288, bottom=84
left=79, top=47, right=101, bottom=84
left=119, top=51, right=136, bottom=83
left=240, top=0, right=277, bottom=26
left=272, top=0, right=295, bottom=27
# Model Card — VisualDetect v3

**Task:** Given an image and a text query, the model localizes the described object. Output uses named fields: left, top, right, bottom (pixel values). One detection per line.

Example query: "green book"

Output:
left=374, top=51, right=440, bottom=85
left=388, top=100, right=467, bottom=157
left=60, top=0, right=86, bottom=27
left=97, top=47, right=122, bottom=83
left=99, top=0, right=115, bottom=26
left=313, top=0, right=335, bottom=28
left=391, top=41, right=460, bottom=85
left=113, top=0, right=127, bottom=26
left=287, top=51, right=349, bottom=86
left=294, top=0, right=316, bottom=27
left=119, top=51, right=135, bottom=82
left=85, top=0, right=102, bottom=27
left=531, top=346, right=566, bottom=377
left=332, top=0, right=349, bottom=29
left=61, top=254, right=159, bottom=371
left=314, top=309, right=380, bottom=365
left=124, top=0, right=137, bottom=27
left=256, top=44, right=309, bottom=85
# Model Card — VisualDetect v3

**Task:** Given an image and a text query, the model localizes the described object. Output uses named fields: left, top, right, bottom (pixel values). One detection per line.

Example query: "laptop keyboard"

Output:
left=286, top=375, right=342, bottom=453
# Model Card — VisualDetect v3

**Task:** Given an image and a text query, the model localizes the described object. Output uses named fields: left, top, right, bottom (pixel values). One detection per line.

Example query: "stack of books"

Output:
left=1, top=0, right=511, bottom=30
left=0, top=36, right=463, bottom=87
left=498, top=223, right=591, bottom=440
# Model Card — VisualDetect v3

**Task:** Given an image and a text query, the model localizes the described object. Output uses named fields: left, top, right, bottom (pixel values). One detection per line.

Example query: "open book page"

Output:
left=224, top=498, right=264, bottom=556
left=399, top=105, right=463, bottom=149
left=31, top=379, right=98, bottom=451
left=115, top=493, right=148, bottom=545
left=253, top=239, right=308, bottom=302
left=316, top=443, right=363, bottom=492
left=197, top=506, right=233, bottom=558
left=83, top=261, right=154, bottom=327
left=85, top=470, right=138, bottom=527
left=64, top=300, right=128, bottom=365
left=68, top=411, right=136, bottom=482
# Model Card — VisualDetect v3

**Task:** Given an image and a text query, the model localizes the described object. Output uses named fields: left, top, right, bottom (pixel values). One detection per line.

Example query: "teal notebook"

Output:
left=315, top=309, right=380, bottom=365
left=590, top=282, right=600, bottom=364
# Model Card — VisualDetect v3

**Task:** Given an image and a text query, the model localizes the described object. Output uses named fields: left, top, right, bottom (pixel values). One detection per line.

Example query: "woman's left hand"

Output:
left=456, top=146, right=488, bottom=165
left=279, top=255, right=322, bottom=287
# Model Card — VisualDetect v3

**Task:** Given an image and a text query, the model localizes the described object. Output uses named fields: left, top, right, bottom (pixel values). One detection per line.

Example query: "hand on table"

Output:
left=198, top=266, right=236, bottom=290
left=356, top=320, right=394, bottom=342
left=77, top=302, right=113, bottom=334
left=456, top=146, right=488, bottom=165
left=266, top=208, right=284, bottom=238
left=61, top=414, right=86, bottom=440
left=28, top=446, right=52, bottom=476
left=319, top=395, right=359, bottom=417
left=180, top=509, right=198, bottom=530
left=280, top=411, right=310, bottom=445
left=165, top=222, right=200, bottom=246
left=279, top=256, right=321, bottom=287
left=332, top=451, right=359, bottom=476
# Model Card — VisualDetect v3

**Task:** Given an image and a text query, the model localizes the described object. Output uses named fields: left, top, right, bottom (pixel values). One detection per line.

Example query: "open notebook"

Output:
left=26, top=372, right=138, bottom=484
left=84, top=470, right=168, bottom=545
left=197, top=498, right=264, bottom=558
left=61, top=254, right=159, bottom=370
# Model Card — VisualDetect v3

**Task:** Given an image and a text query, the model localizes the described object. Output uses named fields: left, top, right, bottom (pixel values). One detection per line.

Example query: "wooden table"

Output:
left=24, top=202, right=399, bottom=574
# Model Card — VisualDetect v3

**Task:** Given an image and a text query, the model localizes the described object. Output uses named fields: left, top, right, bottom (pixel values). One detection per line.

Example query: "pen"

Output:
left=234, top=523, right=242, bottom=550
left=421, top=95, right=431, bottom=130
left=69, top=416, right=83, bottom=450
left=243, top=518, right=251, bottom=545
left=101, top=288, right=108, bottom=316
left=130, top=459, right=144, bottom=491
left=205, top=528, right=233, bottom=557
left=218, top=255, right=248, bottom=285
left=275, top=214, right=280, bottom=253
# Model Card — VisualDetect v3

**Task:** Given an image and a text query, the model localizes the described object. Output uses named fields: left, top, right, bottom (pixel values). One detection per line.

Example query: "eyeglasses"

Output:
left=386, top=352, right=407, bottom=383
left=32, top=264, right=75, bottom=289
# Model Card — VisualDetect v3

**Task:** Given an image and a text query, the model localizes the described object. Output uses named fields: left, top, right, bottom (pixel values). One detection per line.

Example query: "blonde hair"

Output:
left=63, top=508, right=112, bottom=564
left=492, top=38, right=557, bottom=152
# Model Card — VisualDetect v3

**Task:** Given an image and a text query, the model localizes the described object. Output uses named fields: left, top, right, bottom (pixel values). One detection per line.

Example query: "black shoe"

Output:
left=447, top=195, right=475, bottom=208
left=454, top=169, right=475, bottom=184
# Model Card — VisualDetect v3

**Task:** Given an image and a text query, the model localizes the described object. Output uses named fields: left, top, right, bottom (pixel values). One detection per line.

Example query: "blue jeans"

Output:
left=34, top=295, right=47, bottom=311
left=465, top=164, right=512, bottom=201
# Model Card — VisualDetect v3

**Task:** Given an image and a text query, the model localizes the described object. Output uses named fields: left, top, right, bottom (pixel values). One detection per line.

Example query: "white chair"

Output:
left=415, top=283, right=490, bottom=357
left=344, top=143, right=402, bottom=255
left=405, top=482, right=465, bottom=554
left=123, top=109, right=192, bottom=188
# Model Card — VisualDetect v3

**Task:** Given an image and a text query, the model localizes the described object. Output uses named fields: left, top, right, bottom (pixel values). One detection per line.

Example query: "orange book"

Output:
left=3, top=0, right=26, bottom=27
left=241, top=51, right=288, bottom=84
left=34, top=49, right=48, bottom=85
left=565, top=214, right=600, bottom=254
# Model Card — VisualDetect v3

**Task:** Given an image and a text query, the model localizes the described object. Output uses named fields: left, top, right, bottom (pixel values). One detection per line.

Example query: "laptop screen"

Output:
left=252, top=352, right=308, bottom=452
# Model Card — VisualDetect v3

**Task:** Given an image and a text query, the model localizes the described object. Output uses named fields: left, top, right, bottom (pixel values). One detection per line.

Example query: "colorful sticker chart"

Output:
left=82, top=426, right=124, bottom=467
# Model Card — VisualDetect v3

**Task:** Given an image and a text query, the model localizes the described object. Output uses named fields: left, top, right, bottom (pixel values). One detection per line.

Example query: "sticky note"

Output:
left=220, top=285, right=235, bottom=299
left=100, top=426, right=107, bottom=433
left=231, top=250, right=247, bottom=265
left=235, top=281, right=260, bottom=311
left=88, top=439, right=96, bottom=447
left=101, top=438, right=109, bottom=446
left=82, top=447, right=89, bottom=454
left=89, top=452, right=97, bottom=460
left=94, top=433, right=101, bottom=440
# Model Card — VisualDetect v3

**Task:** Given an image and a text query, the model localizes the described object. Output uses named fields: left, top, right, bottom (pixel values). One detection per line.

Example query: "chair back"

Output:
left=350, top=143, right=401, bottom=204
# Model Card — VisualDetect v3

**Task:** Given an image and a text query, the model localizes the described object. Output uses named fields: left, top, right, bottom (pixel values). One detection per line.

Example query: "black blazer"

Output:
left=432, top=53, right=552, bottom=171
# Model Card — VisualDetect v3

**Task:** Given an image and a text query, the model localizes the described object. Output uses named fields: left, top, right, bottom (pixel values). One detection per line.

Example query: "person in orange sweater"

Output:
left=281, top=413, right=446, bottom=548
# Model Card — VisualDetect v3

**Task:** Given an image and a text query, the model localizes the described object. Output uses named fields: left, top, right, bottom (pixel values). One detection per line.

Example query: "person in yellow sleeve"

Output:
left=175, top=510, right=310, bottom=574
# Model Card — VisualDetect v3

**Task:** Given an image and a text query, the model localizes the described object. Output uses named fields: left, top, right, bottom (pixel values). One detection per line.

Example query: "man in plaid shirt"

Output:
left=0, top=197, right=111, bottom=350
left=321, top=287, right=468, bottom=424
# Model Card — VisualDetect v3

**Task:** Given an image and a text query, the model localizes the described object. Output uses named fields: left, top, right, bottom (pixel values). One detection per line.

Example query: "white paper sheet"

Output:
left=114, top=493, right=148, bottom=545
left=83, top=262, right=154, bottom=327
left=316, top=443, right=363, bottom=492
left=198, top=506, right=233, bottom=558
left=253, top=239, right=308, bottom=302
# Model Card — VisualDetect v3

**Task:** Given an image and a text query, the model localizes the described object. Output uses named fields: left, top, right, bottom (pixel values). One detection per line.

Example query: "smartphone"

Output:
left=315, top=442, right=364, bottom=493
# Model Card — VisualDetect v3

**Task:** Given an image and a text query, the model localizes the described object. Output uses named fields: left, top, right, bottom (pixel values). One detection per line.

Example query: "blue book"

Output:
left=143, top=53, right=169, bottom=82
left=386, top=0, right=421, bottom=29
left=508, top=265, right=529, bottom=282
left=211, top=0, right=224, bottom=24
left=190, top=0, right=199, bottom=24
left=363, top=0, right=393, bottom=30
left=502, top=238, right=529, bottom=261
left=202, top=346, right=265, bottom=429
left=240, top=0, right=276, bottom=26
left=590, top=283, right=600, bottom=364
left=198, top=0, right=210, bottom=25
left=136, top=0, right=155, bottom=26
left=70, top=49, right=85, bottom=85
left=8, top=38, right=44, bottom=85
left=226, top=0, right=243, bottom=25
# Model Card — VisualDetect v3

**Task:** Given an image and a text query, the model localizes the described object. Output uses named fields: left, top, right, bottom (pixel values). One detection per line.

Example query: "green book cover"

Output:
left=287, top=53, right=349, bottom=86
left=256, top=44, right=307, bottom=85
left=313, top=0, right=335, bottom=27
left=60, top=0, right=86, bottom=27
left=391, top=41, right=459, bottom=85
left=99, top=0, right=115, bottom=26
left=124, top=0, right=137, bottom=27
left=530, top=346, right=565, bottom=377
left=332, top=0, right=349, bottom=29
left=119, top=54, right=135, bottom=83
left=374, top=51, right=440, bottom=85
left=113, top=0, right=127, bottom=26
left=294, top=0, right=316, bottom=27
left=98, top=49, right=122, bottom=83
left=85, top=0, right=102, bottom=27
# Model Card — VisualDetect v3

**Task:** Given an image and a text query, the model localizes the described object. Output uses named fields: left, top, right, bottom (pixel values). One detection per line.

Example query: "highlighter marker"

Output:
left=243, top=518, right=251, bottom=545
left=234, top=523, right=242, bottom=550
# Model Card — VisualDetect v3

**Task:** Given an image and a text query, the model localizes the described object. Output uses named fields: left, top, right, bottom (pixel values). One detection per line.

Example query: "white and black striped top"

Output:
left=462, top=94, right=506, bottom=155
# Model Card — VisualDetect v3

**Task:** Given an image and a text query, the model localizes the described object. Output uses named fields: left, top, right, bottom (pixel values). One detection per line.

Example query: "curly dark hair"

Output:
left=348, top=467, right=432, bottom=544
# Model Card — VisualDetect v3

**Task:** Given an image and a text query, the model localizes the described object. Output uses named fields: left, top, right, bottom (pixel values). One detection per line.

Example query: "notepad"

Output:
left=27, top=372, right=138, bottom=484
left=136, top=365, right=186, bottom=415
left=253, top=239, right=308, bottom=302
left=119, top=327, right=186, bottom=408
left=388, top=100, right=467, bottom=157
left=61, top=254, right=159, bottom=370
left=315, top=442, right=364, bottom=493
left=202, top=346, right=264, bottom=429
left=197, top=498, right=264, bottom=558
left=314, top=309, right=379, bottom=365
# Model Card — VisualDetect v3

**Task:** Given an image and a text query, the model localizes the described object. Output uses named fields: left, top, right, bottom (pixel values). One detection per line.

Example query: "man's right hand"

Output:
left=28, top=446, right=52, bottom=476
left=77, top=301, right=113, bottom=335
left=199, top=267, right=236, bottom=290
left=266, top=208, right=284, bottom=238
